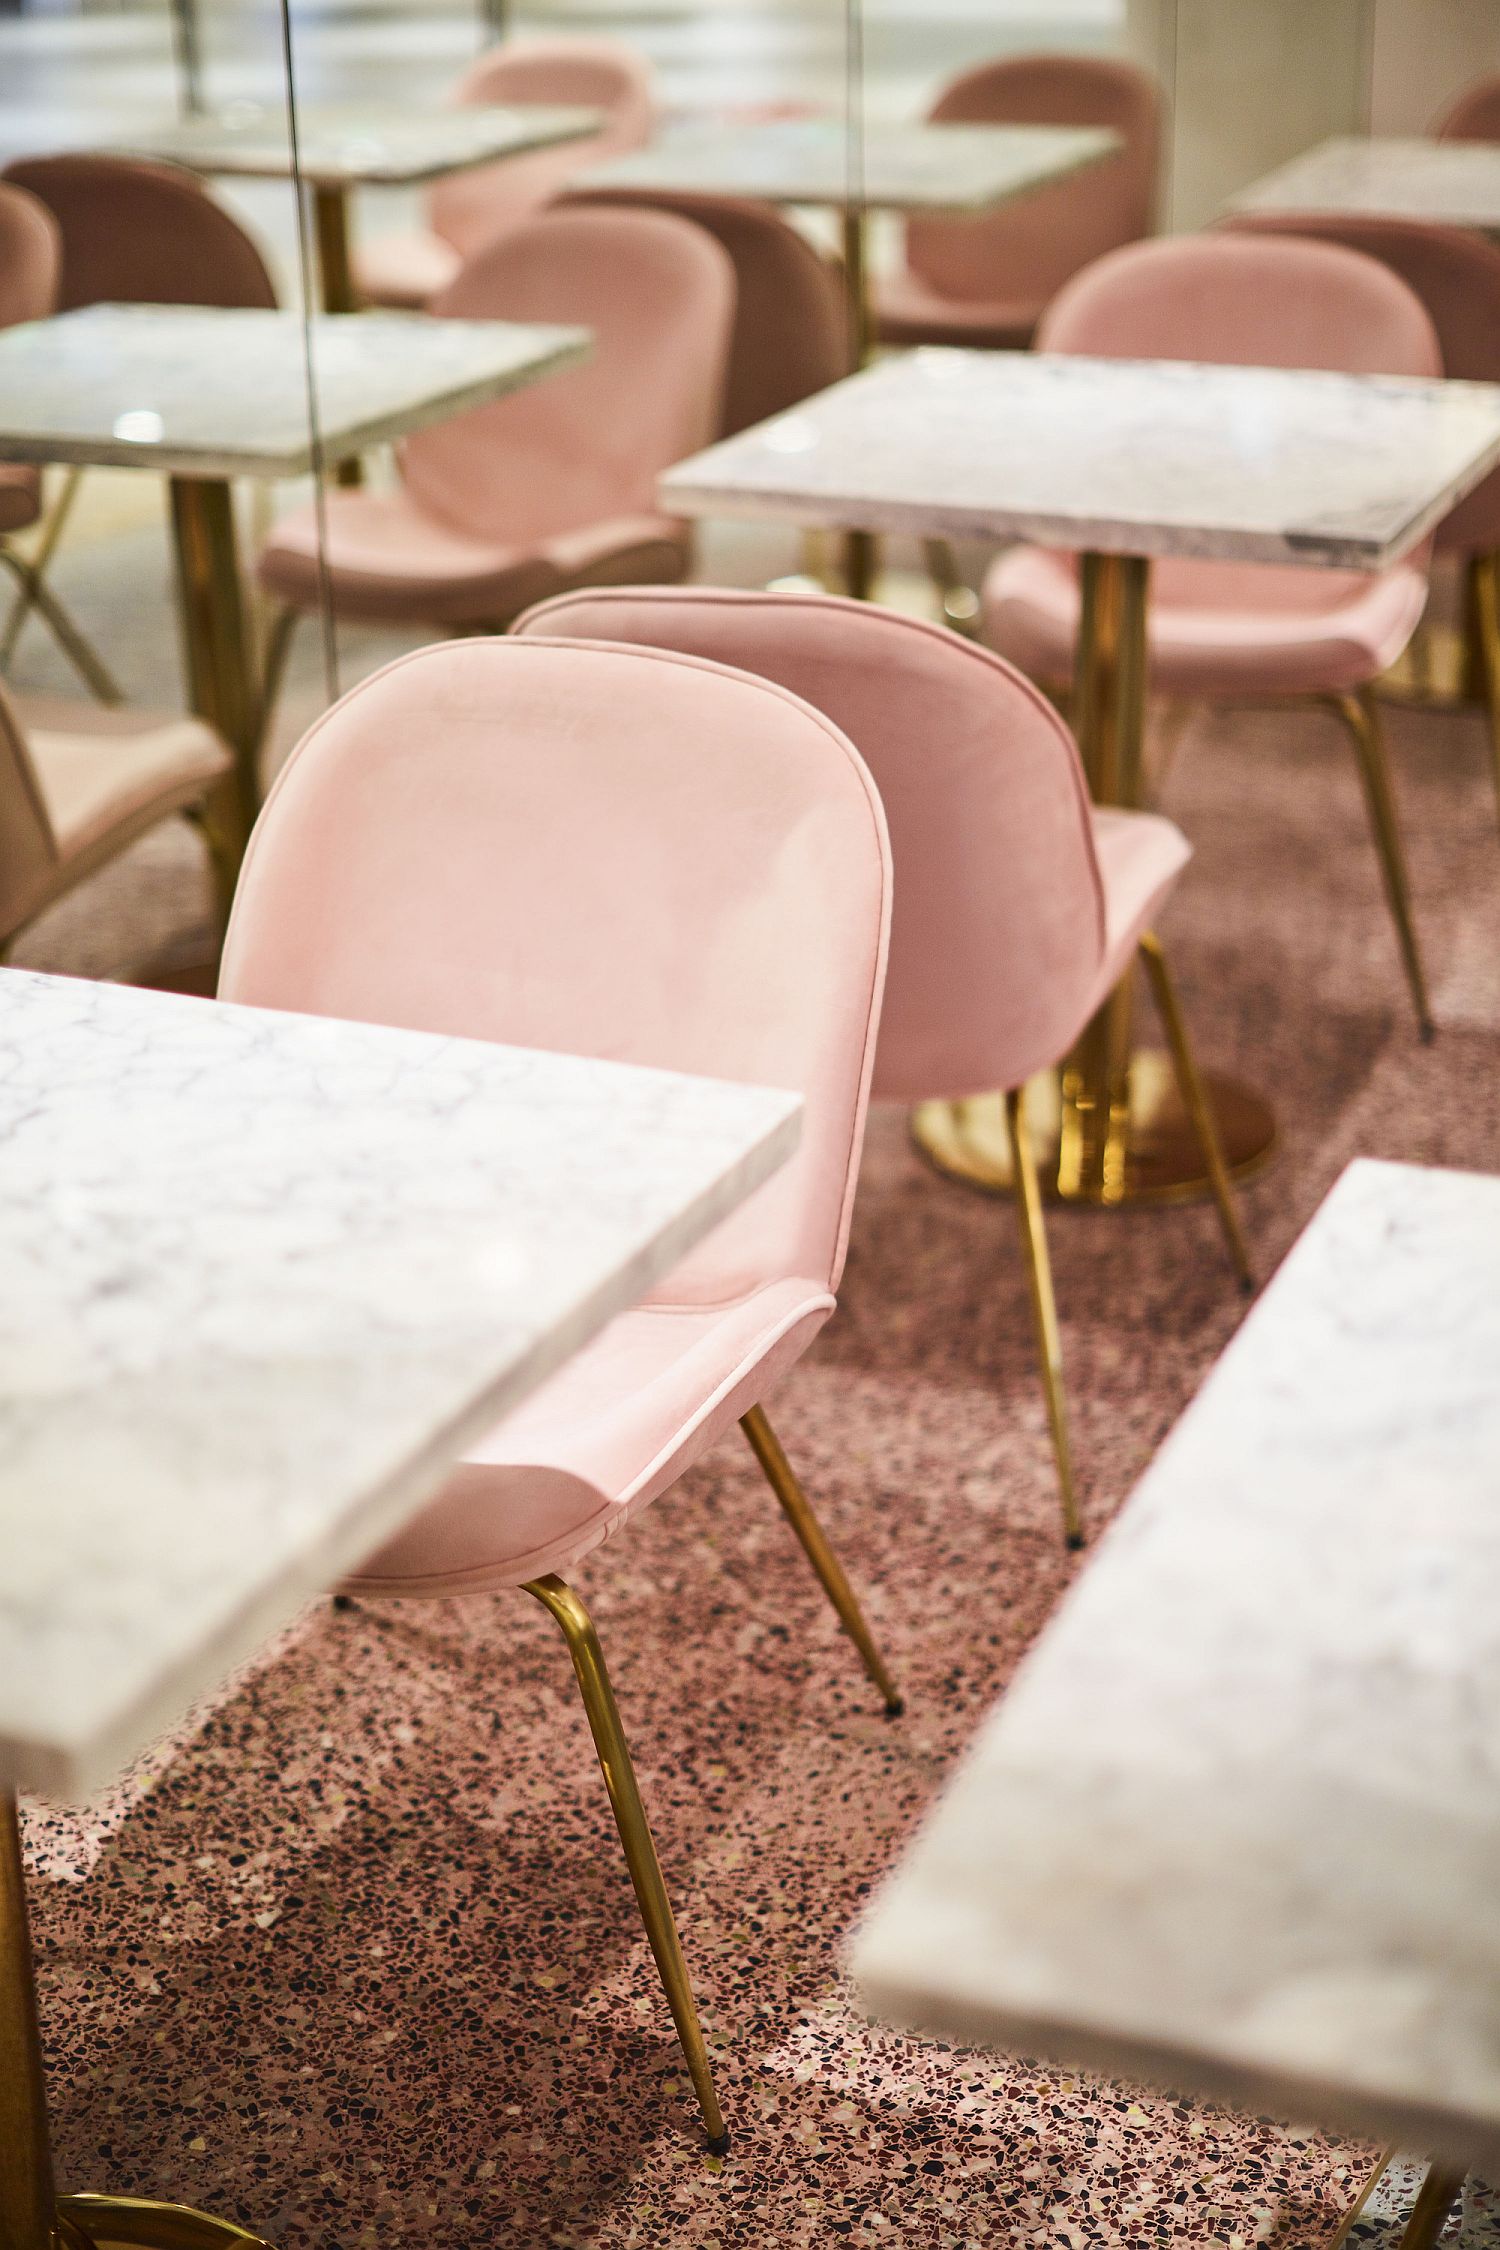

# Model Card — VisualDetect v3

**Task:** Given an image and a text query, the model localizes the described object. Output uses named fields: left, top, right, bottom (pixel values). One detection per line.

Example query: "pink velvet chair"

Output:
left=256, top=205, right=734, bottom=708
left=1226, top=210, right=1500, bottom=839
left=876, top=55, right=1161, bottom=353
left=513, top=584, right=1249, bottom=1550
left=983, top=233, right=1442, bottom=1035
left=1433, top=77, right=1500, bottom=140
left=355, top=37, right=656, bottom=311
left=217, top=632, right=897, bottom=2154
left=564, top=188, right=849, bottom=434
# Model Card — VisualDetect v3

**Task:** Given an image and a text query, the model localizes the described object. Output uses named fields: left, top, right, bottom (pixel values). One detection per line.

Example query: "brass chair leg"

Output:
left=1137, top=931, right=1253, bottom=1291
left=523, top=1574, right=729, bottom=2157
left=0, top=545, right=122, bottom=706
left=920, top=537, right=980, bottom=634
left=1397, top=2162, right=1466, bottom=2250
left=1466, top=548, right=1500, bottom=846
left=1004, top=1084, right=1083, bottom=1550
left=1327, top=688, right=1434, bottom=1039
left=739, top=1403, right=903, bottom=1715
left=0, top=467, right=86, bottom=664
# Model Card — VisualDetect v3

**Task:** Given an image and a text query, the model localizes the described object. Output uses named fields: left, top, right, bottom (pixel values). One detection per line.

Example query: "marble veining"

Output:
left=661, top=348, right=1500, bottom=568
left=0, top=971, right=800, bottom=1803
left=583, top=118, right=1118, bottom=213
left=1230, top=135, right=1500, bottom=232
left=108, top=100, right=602, bottom=185
left=0, top=306, right=589, bottom=478
left=852, top=1159, right=1500, bottom=2170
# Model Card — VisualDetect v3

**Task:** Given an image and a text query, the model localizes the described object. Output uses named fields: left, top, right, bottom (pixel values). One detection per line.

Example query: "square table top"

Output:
left=580, top=117, right=1119, bottom=215
left=1228, top=134, right=1500, bottom=233
left=106, top=99, right=602, bottom=187
left=0, top=305, right=589, bottom=479
left=851, top=1158, right=1500, bottom=2173
left=0, top=971, right=800, bottom=1803
left=660, top=346, right=1500, bottom=569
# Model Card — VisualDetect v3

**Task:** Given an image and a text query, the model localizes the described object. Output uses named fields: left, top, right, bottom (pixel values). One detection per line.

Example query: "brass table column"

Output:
left=309, top=189, right=362, bottom=487
left=838, top=206, right=877, bottom=601
left=912, top=549, right=1277, bottom=1203
left=168, top=477, right=260, bottom=859
left=2, top=1790, right=273, bottom=2250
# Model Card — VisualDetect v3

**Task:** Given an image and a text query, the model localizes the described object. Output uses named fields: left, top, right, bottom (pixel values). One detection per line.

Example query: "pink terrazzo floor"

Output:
left=15, top=657, right=1500, bottom=2246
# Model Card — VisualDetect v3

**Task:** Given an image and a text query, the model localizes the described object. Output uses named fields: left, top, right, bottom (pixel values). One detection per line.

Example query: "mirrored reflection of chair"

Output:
left=982, top=233, right=1442, bottom=1036
left=355, top=36, right=656, bottom=311
left=1433, top=77, right=1500, bottom=141
left=565, top=189, right=849, bottom=435
left=514, top=585, right=1249, bottom=1551
left=256, top=205, right=734, bottom=717
left=1225, top=210, right=1500, bottom=841
left=0, top=680, right=235, bottom=958
left=217, top=633, right=898, bottom=2153
left=0, top=153, right=278, bottom=694
left=876, top=55, right=1161, bottom=353
left=0, top=181, right=119, bottom=704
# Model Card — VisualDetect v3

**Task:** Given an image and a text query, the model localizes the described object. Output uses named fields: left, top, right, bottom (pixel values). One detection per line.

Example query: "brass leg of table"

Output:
left=2, top=1792, right=274, bottom=2250
left=168, top=478, right=260, bottom=857
left=1397, top=2161, right=1467, bottom=2250
left=838, top=205, right=876, bottom=599
left=311, top=186, right=363, bottom=488
left=912, top=551, right=1278, bottom=1204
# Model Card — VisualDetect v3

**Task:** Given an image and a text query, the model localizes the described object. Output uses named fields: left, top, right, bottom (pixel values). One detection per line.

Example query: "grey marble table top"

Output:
left=106, top=100, right=602, bottom=187
left=852, top=1158, right=1500, bottom=2172
left=661, top=347, right=1500, bottom=568
left=0, top=305, right=589, bottom=478
left=0, top=971, right=800, bottom=1802
left=1229, top=135, right=1500, bottom=233
left=582, top=117, right=1118, bottom=214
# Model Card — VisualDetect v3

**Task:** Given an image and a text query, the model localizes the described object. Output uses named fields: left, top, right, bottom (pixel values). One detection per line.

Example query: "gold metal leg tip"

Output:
left=1066, top=1530, right=1085, bottom=1553
left=705, top=2130, right=731, bottom=2159
left=882, top=1693, right=906, bottom=1720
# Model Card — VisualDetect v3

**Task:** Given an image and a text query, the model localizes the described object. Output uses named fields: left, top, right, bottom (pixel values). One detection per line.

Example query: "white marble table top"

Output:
left=0, top=971, right=800, bottom=1803
left=107, top=100, right=602, bottom=187
left=0, top=306, right=589, bottom=478
left=852, top=1158, right=1500, bottom=2171
left=581, top=117, right=1118, bottom=214
left=1229, top=135, right=1500, bottom=233
left=661, top=347, right=1500, bottom=568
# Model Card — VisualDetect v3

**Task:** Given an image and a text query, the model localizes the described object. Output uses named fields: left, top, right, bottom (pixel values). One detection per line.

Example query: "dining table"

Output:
left=850, top=1155, right=1500, bottom=2250
left=0, top=303, right=588, bottom=845
left=661, top=347, right=1500, bottom=1212
left=0, top=965, right=801, bottom=2250
left=1227, top=134, right=1500, bottom=237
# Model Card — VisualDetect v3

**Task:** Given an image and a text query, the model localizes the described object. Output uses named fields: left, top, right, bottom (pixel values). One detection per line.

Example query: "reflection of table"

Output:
left=110, top=102, right=602, bottom=314
left=1228, top=134, right=1500, bottom=233
left=0, top=305, right=588, bottom=849
left=0, top=967, right=800, bottom=2249
left=852, top=1157, right=1500, bottom=2246
left=662, top=348, right=1500, bottom=1207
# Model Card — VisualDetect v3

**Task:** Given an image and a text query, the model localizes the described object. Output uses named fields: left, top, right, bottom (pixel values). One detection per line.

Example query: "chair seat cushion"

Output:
left=258, top=490, right=692, bottom=627
left=348, top=1277, right=835, bottom=1594
left=351, top=227, right=462, bottom=311
left=17, top=695, right=231, bottom=858
left=0, top=464, right=41, bottom=537
left=982, top=546, right=1429, bottom=698
left=875, top=267, right=1040, bottom=352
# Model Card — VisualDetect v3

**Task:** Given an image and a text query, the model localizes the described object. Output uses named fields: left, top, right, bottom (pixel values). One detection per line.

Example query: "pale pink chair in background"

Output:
left=218, top=633, right=897, bottom=2153
left=983, top=233, right=1442, bottom=1036
left=876, top=54, right=1161, bottom=353
left=564, top=188, right=848, bottom=433
left=0, top=154, right=278, bottom=697
left=1433, top=77, right=1500, bottom=140
left=355, top=36, right=656, bottom=310
left=0, top=181, right=119, bottom=705
left=1225, top=210, right=1500, bottom=840
left=256, top=205, right=733, bottom=714
left=514, top=585, right=1249, bottom=1550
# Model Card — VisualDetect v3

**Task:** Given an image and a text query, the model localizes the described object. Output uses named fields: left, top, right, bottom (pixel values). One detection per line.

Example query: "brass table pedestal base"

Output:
left=911, top=1052, right=1277, bottom=1207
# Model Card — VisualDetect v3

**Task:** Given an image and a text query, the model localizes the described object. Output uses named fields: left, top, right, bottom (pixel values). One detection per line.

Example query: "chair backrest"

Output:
left=1, top=154, right=277, bottom=311
left=512, top=586, right=1108, bottom=1103
left=1039, top=230, right=1442, bottom=379
left=564, top=189, right=848, bottom=434
left=218, top=638, right=890, bottom=1302
left=0, top=686, right=65, bottom=938
left=1433, top=76, right=1500, bottom=141
left=405, top=205, right=733, bottom=547
left=0, top=180, right=59, bottom=330
left=906, top=54, right=1161, bottom=317
left=1223, top=211, right=1500, bottom=552
left=430, top=36, right=656, bottom=259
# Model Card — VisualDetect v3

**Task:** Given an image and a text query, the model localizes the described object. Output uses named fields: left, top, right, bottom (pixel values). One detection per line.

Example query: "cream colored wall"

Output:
left=1368, top=0, right=1500, bottom=131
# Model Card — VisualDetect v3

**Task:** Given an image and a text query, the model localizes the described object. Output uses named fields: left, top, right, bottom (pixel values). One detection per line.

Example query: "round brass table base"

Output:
left=57, top=2191, right=274, bottom=2249
left=911, top=1052, right=1277, bottom=1207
